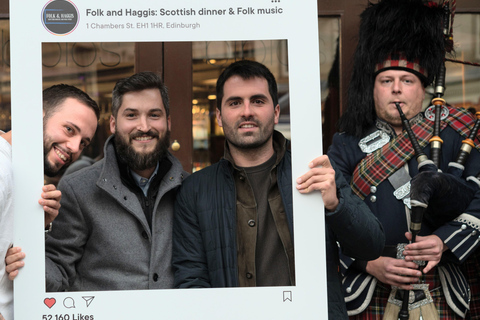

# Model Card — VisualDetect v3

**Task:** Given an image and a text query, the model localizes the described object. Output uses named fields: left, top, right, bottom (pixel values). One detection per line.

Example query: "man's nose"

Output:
left=242, top=101, right=254, bottom=117
left=392, top=79, right=402, bottom=93
left=66, top=136, right=82, bottom=154
left=136, top=116, right=150, bottom=132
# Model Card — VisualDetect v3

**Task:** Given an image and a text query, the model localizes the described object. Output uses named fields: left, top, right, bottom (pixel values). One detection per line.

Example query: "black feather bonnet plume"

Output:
left=338, top=0, right=447, bottom=137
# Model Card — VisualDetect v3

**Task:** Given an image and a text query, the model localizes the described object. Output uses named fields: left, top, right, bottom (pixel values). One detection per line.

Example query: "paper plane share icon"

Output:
left=82, top=296, right=95, bottom=307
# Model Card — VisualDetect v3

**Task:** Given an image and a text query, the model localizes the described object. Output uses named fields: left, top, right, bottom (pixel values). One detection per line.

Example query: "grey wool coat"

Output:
left=45, top=135, right=187, bottom=291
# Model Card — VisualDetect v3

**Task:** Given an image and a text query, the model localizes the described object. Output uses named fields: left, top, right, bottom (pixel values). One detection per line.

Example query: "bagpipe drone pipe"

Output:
left=410, top=110, right=480, bottom=231
left=395, top=106, right=480, bottom=241
left=394, top=103, right=480, bottom=320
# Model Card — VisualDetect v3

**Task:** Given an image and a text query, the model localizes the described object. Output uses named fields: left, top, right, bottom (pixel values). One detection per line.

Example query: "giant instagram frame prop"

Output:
left=11, top=0, right=326, bottom=318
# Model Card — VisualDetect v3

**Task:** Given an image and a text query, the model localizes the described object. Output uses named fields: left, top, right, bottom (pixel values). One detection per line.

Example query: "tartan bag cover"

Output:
left=351, top=107, right=478, bottom=200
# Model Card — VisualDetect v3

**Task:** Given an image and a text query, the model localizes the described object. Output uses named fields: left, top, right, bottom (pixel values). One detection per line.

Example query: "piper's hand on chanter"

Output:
left=5, top=246, right=25, bottom=281
left=366, top=256, right=422, bottom=290
left=403, top=232, right=446, bottom=274
left=38, top=184, right=61, bottom=228
left=296, top=155, right=339, bottom=211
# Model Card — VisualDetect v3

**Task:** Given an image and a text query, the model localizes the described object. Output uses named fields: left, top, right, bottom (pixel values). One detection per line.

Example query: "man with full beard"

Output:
left=6, top=72, right=187, bottom=291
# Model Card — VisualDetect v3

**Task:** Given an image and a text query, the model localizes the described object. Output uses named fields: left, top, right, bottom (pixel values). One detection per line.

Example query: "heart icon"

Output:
left=44, top=298, right=56, bottom=309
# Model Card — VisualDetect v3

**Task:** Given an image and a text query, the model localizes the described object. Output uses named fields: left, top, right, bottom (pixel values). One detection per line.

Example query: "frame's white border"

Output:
left=11, top=1, right=326, bottom=319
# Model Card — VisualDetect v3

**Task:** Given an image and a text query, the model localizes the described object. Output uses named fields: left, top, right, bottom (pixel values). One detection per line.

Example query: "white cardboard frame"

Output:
left=11, top=1, right=326, bottom=319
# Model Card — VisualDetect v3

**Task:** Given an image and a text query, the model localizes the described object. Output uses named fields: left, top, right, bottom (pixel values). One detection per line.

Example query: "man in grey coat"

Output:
left=7, top=72, right=187, bottom=291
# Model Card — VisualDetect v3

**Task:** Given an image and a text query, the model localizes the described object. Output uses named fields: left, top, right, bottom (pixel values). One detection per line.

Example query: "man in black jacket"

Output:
left=172, top=60, right=385, bottom=319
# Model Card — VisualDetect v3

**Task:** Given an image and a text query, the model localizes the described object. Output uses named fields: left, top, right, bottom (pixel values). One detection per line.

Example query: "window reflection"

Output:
left=441, top=14, right=480, bottom=113
left=0, top=19, right=10, bottom=132
left=318, top=17, right=340, bottom=151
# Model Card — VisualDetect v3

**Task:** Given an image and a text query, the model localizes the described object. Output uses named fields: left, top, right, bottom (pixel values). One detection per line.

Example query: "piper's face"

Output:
left=373, top=69, right=425, bottom=134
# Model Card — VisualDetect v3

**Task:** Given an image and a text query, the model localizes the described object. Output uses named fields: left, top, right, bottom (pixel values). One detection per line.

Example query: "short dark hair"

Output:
left=111, top=72, right=169, bottom=118
left=43, top=84, right=100, bottom=121
left=216, top=60, right=278, bottom=110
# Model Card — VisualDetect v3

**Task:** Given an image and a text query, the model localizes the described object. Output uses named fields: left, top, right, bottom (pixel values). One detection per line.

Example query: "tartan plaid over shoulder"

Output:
left=351, top=106, right=479, bottom=199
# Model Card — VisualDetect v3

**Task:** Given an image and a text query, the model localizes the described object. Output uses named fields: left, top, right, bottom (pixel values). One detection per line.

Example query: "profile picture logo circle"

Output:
left=41, top=0, right=79, bottom=35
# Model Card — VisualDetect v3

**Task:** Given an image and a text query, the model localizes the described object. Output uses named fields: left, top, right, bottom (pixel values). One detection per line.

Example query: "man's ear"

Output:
left=274, top=104, right=280, bottom=125
left=109, top=115, right=116, bottom=134
left=216, top=108, right=223, bottom=127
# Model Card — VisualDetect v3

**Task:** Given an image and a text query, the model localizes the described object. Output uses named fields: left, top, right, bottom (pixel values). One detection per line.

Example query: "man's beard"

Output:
left=43, top=134, right=71, bottom=178
left=115, top=129, right=171, bottom=171
left=44, top=151, right=69, bottom=177
left=222, top=116, right=275, bottom=150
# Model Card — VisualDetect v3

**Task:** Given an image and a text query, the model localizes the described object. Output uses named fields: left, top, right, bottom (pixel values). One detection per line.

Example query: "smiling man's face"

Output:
left=110, top=88, right=171, bottom=175
left=43, top=97, right=97, bottom=177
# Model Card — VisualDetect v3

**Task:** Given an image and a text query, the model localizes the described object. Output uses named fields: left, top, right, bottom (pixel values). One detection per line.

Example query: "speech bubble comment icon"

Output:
left=63, top=297, right=76, bottom=309
left=44, top=298, right=56, bottom=309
